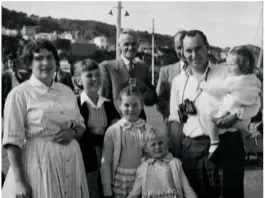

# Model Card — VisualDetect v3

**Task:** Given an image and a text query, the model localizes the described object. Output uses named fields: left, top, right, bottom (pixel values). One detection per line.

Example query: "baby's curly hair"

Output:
left=229, top=46, right=255, bottom=75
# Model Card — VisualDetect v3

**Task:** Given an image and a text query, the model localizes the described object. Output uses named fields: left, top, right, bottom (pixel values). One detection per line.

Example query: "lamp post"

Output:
left=109, top=1, right=130, bottom=58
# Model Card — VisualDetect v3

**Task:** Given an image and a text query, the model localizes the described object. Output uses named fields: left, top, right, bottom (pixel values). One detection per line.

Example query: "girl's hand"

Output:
left=53, top=128, right=75, bottom=145
left=15, top=180, right=32, bottom=198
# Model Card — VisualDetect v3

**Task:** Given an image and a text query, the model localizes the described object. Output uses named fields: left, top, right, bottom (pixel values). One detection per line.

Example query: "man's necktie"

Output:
left=128, top=61, right=134, bottom=77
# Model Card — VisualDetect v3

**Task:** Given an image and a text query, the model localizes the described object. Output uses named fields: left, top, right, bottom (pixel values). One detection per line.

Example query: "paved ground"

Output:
left=144, top=106, right=263, bottom=198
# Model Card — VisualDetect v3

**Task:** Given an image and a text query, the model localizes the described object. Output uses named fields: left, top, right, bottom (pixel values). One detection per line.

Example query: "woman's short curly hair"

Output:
left=20, top=39, right=60, bottom=69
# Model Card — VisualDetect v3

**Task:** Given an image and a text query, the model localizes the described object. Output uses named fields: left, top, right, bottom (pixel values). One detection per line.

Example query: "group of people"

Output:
left=1, top=27, right=263, bottom=198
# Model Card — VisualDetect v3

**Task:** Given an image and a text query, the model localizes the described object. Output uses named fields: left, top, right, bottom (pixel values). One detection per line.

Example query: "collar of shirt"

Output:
left=121, top=54, right=136, bottom=70
left=29, top=74, right=60, bottom=95
left=184, top=61, right=212, bottom=82
left=80, top=91, right=109, bottom=109
left=145, top=153, right=173, bottom=164
left=180, top=60, right=186, bottom=70
left=118, top=118, right=145, bottom=130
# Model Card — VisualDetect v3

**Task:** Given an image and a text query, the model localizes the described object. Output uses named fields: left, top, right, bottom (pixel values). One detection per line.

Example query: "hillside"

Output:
left=2, top=6, right=262, bottom=67
left=2, top=6, right=174, bottom=47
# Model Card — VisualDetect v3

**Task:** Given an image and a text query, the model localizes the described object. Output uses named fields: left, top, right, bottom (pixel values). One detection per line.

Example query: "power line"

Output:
left=250, top=2, right=263, bottom=44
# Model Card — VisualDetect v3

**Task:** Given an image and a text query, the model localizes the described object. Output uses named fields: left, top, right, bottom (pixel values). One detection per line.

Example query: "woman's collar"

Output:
left=29, top=74, right=59, bottom=95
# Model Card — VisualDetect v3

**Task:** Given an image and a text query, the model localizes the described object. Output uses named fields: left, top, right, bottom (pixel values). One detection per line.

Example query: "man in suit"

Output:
left=99, top=28, right=157, bottom=121
left=156, top=30, right=187, bottom=119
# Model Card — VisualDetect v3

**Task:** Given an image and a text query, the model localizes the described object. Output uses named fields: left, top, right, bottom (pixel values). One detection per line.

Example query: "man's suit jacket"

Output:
left=2, top=70, right=30, bottom=116
left=156, top=61, right=182, bottom=118
left=99, top=58, right=157, bottom=120
left=55, top=70, right=74, bottom=91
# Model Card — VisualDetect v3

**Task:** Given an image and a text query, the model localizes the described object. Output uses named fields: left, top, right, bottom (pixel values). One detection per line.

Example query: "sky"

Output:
left=2, top=1, right=263, bottom=48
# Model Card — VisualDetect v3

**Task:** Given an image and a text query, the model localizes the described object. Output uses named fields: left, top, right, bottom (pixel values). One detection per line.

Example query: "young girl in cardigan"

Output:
left=101, top=83, right=152, bottom=198
left=74, top=58, right=120, bottom=198
left=129, top=127, right=197, bottom=198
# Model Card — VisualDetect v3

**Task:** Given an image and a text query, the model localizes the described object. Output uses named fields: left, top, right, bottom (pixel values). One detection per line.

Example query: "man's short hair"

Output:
left=183, top=30, right=209, bottom=47
left=174, top=30, right=187, bottom=42
left=118, top=28, right=139, bottom=44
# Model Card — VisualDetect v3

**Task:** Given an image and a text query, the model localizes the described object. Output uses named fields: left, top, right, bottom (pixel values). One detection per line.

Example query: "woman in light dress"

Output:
left=2, top=39, right=89, bottom=198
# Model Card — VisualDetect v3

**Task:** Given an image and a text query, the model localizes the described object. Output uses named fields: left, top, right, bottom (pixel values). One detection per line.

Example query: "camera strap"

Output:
left=181, top=67, right=211, bottom=103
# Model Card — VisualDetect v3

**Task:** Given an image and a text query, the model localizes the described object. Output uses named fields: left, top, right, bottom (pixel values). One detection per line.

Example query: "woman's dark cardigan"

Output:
left=76, top=95, right=120, bottom=173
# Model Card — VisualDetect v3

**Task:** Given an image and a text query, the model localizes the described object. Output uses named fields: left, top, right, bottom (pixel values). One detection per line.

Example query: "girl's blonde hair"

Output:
left=143, top=126, right=168, bottom=144
left=142, top=127, right=169, bottom=160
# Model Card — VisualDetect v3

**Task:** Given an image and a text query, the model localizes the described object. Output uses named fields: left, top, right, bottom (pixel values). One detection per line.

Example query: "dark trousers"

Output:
left=181, top=131, right=245, bottom=198
left=180, top=136, right=221, bottom=198
left=211, top=131, right=245, bottom=198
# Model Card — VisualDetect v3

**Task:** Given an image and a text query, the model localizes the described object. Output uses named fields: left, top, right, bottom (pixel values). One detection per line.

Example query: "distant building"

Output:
left=93, top=36, right=107, bottom=49
left=2, top=27, right=19, bottom=36
left=34, top=32, right=57, bottom=41
left=221, top=52, right=228, bottom=59
left=138, top=39, right=150, bottom=52
left=58, top=31, right=74, bottom=41
left=21, top=25, right=39, bottom=38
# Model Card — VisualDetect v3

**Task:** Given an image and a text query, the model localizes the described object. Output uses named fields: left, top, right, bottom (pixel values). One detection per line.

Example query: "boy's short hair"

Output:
left=229, top=46, right=255, bottom=74
left=73, top=58, right=99, bottom=78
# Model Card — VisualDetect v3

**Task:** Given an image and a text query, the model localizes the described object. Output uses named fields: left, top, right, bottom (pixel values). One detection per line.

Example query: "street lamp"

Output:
left=108, top=1, right=130, bottom=58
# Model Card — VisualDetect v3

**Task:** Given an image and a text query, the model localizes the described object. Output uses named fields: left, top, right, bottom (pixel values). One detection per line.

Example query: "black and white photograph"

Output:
left=1, top=1, right=263, bottom=198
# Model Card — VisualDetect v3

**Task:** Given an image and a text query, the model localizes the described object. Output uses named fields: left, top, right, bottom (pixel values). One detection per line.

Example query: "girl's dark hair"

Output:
left=118, top=83, right=143, bottom=102
left=229, top=46, right=255, bottom=74
left=73, top=58, right=99, bottom=78
left=20, top=39, right=60, bottom=69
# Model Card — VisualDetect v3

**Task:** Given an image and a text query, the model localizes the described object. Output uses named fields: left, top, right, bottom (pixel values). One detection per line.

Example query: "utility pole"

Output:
left=257, top=1, right=263, bottom=68
left=116, top=1, right=122, bottom=59
left=151, top=19, right=155, bottom=85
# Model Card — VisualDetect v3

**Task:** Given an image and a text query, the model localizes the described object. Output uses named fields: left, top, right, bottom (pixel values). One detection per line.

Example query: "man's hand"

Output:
left=214, top=113, right=239, bottom=128
left=53, top=128, right=75, bottom=145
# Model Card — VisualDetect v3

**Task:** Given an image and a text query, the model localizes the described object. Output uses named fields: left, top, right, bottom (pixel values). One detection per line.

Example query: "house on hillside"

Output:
left=221, top=47, right=230, bottom=59
left=34, top=32, right=57, bottom=41
left=58, top=31, right=75, bottom=42
left=21, top=25, right=39, bottom=39
left=2, top=27, right=19, bottom=37
left=93, top=36, right=107, bottom=49
left=209, top=47, right=222, bottom=61
left=138, top=38, right=150, bottom=52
